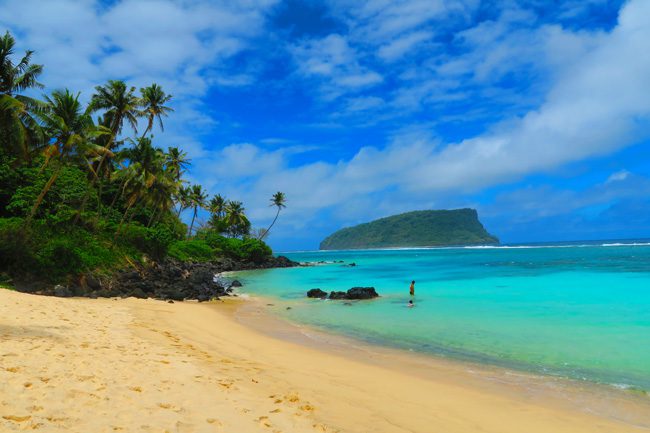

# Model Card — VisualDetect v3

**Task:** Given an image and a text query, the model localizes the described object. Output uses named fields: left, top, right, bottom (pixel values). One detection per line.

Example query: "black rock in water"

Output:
left=307, top=288, right=328, bottom=298
left=346, top=287, right=378, bottom=299
left=230, top=280, right=243, bottom=287
left=316, top=287, right=380, bottom=300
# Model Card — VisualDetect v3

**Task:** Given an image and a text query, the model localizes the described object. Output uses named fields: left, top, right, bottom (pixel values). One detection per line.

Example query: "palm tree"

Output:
left=139, top=83, right=173, bottom=138
left=225, top=200, right=250, bottom=238
left=259, top=191, right=286, bottom=240
left=114, top=137, right=165, bottom=237
left=174, top=184, right=191, bottom=217
left=0, top=31, right=45, bottom=160
left=26, top=89, right=106, bottom=224
left=208, top=194, right=226, bottom=219
left=76, top=80, right=141, bottom=223
left=164, top=147, right=189, bottom=182
left=188, top=184, right=207, bottom=236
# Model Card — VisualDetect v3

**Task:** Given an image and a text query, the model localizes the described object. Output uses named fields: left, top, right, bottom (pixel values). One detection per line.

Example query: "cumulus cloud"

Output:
left=203, top=0, right=650, bottom=246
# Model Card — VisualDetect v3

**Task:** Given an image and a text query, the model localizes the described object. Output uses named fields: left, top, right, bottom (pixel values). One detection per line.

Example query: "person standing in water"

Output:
left=409, top=280, right=415, bottom=296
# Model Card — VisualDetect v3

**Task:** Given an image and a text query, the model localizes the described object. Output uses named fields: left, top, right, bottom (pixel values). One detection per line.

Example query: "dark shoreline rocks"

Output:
left=308, top=286, right=379, bottom=300
left=307, top=288, right=328, bottom=298
left=14, top=255, right=299, bottom=302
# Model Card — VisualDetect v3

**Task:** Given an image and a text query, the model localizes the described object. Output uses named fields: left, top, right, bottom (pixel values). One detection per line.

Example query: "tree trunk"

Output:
left=114, top=199, right=135, bottom=241
left=147, top=204, right=160, bottom=227
left=259, top=208, right=281, bottom=240
left=73, top=131, right=116, bottom=225
left=188, top=207, right=197, bottom=237
left=25, top=164, right=63, bottom=225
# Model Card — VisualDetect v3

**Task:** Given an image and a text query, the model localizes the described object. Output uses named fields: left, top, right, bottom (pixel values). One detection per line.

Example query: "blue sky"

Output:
left=2, top=0, right=650, bottom=250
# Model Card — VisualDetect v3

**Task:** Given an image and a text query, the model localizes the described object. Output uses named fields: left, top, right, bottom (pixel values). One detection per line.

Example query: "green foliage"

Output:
left=0, top=218, right=124, bottom=281
left=196, top=230, right=272, bottom=263
left=0, top=31, right=277, bottom=285
left=320, top=209, right=499, bottom=250
left=168, top=240, right=215, bottom=262
left=7, top=162, right=92, bottom=224
left=118, top=222, right=183, bottom=259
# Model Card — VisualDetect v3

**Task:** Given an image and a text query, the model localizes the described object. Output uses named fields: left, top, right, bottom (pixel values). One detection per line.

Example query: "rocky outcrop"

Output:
left=307, top=287, right=379, bottom=300
left=16, top=255, right=299, bottom=302
left=307, top=288, right=328, bottom=298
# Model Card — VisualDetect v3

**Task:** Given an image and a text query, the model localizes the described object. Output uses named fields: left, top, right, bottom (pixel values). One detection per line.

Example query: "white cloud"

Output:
left=377, top=30, right=433, bottom=61
left=290, top=34, right=383, bottom=99
left=606, top=169, right=631, bottom=183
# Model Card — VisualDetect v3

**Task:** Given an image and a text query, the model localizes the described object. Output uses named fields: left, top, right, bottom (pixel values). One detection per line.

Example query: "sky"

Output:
left=2, top=0, right=650, bottom=250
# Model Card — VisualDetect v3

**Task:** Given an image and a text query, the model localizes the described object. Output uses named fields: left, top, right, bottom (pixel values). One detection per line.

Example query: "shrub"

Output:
left=195, top=229, right=272, bottom=263
left=119, top=223, right=177, bottom=259
left=167, top=240, right=215, bottom=262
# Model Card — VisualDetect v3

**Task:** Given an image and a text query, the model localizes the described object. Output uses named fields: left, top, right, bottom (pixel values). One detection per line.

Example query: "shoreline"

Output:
left=231, top=294, right=650, bottom=429
left=2, top=289, right=649, bottom=432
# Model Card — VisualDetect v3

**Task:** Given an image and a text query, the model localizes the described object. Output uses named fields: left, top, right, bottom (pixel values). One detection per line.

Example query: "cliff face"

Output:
left=319, top=209, right=499, bottom=250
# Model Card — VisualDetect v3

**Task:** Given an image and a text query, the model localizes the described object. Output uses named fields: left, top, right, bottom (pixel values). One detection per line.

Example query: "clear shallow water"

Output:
left=233, top=241, right=650, bottom=391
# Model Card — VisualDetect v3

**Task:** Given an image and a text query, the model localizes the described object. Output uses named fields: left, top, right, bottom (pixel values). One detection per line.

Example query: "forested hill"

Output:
left=319, top=209, right=499, bottom=250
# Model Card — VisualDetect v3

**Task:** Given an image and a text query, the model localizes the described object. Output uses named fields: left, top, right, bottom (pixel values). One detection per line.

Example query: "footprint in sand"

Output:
left=3, top=415, right=32, bottom=422
left=206, top=418, right=222, bottom=426
left=257, top=416, right=272, bottom=428
left=129, top=386, right=143, bottom=392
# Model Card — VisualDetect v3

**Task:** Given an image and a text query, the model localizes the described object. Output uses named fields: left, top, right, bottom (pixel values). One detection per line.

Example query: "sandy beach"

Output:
left=1, top=289, right=649, bottom=433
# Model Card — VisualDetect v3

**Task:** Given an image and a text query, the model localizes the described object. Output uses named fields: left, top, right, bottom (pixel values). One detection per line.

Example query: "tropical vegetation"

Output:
left=0, top=31, right=285, bottom=285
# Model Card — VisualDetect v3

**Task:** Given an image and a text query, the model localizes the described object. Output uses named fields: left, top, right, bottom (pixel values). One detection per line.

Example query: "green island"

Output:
left=319, top=209, right=498, bottom=250
left=0, top=31, right=287, bottom=294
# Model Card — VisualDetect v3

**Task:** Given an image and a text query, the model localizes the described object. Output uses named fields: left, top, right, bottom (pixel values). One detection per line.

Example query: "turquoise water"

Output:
left=233, top=241, right=650, bottom=390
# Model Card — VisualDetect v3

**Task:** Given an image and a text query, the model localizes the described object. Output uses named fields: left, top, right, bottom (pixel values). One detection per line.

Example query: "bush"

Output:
left=195, top=230, right=272, bottom=263
left=119, top=223, right=179, bottom=259
left=167, top=240, right=215, bottom=262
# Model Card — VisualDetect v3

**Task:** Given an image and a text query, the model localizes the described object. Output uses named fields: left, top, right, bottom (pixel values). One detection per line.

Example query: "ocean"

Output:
left=231, top=240, right=650, bottom=391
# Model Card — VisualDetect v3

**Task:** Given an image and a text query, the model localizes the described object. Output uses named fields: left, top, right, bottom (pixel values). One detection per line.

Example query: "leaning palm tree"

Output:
left=187, top=184, right=207, bottom=236
left=259, top=191, right=286, bottom=240
left=26, top=89, right=108, bottom=224
left=0, top=31, right=45, bottom=160
left=139, top=83, right=173, bottom=138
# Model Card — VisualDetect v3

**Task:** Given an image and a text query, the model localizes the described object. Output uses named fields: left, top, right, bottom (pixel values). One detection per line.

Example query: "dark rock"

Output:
left=346, top=287, right=378, bottom=299
left=324, top=287, right=379, bottom=300
left=130, top=288, right=147, bottom=299
left=54, top=285, right=73, bottom=298
left=230, top=280, right=242, bottom=287
left=307, top=288, right=328, bottom=298
left=167, top=300, right=174, bottom=304
left=85, top=273, right=101, bottom=290
left=329, top=291, right=348, bottom=300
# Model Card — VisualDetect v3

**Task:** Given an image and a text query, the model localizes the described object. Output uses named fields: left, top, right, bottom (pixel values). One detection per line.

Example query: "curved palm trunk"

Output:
left=25, top=164, right=63, bottom=225
left=113, top=199, right=136, bottom=242
left=188, top=206, right=198, bottom=237
left=260, top=208, right=281, bottom=240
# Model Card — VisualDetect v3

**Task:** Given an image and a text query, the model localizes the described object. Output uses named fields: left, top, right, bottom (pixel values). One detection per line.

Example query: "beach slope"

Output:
left=0, top=289, right=645, bottom=433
